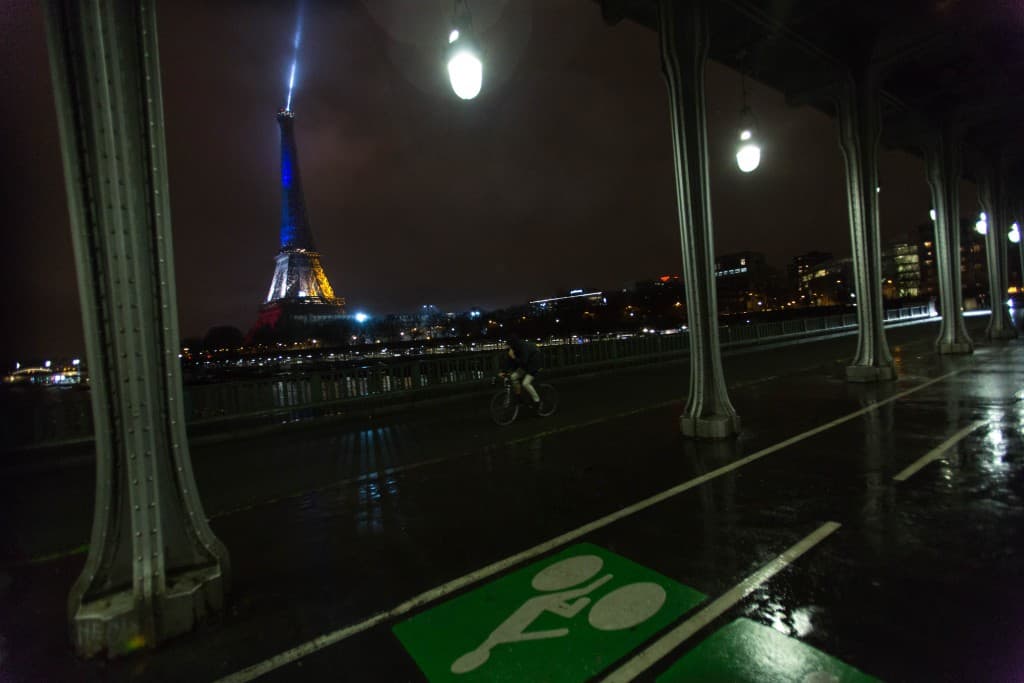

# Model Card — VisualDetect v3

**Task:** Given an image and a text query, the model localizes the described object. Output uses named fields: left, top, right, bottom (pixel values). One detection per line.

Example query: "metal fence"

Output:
left=1, top=305, right=932, bottom=450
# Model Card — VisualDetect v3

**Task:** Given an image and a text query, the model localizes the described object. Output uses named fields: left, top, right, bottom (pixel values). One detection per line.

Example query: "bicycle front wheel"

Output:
left=536, top=384, right=558, bottom=417
left=490, top=390, right=519, bottom=426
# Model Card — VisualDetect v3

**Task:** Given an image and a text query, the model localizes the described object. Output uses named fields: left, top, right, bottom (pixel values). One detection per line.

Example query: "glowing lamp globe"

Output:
left=1010, top=222, right=1020, bottom=244
left=447, top=29, right=482, bottom=100
left=448, top=52, right=482, bottom=99
left=735, top=130, right=761, bottom=173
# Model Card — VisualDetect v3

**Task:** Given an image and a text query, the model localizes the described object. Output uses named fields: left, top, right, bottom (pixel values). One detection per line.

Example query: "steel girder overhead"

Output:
left=598, top=0, right=1024, bottom=197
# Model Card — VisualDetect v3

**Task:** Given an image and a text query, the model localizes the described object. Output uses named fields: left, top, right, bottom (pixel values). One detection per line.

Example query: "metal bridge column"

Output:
left=925, top=125, right=973, bottom=353
left=43, top=0, right=229, bottom=657
left=836, top=70, right=896, bottom=382
left=979, top=165, right=1018, bottom=339
left=658, top=0, right=740, bottom=438
left=1015, top=199, right=1024, bottom=302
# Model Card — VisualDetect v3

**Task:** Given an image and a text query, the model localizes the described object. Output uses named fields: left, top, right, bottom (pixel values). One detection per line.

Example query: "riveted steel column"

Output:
left=658, top=0, right=740, bottom=438
left=979, top=168, right=1017, bottom=339
left=924, top=126, right=973, bottom=354
left=44, top=0, right=229, bottom=657
left=836, top=72, right=896, bottom=381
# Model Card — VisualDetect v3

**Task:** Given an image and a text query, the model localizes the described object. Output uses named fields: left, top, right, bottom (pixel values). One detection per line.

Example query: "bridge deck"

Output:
left=2, top=317, right=1022, bottom=682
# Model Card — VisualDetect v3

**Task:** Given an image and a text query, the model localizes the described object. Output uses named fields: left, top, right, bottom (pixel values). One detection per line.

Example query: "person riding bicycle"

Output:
left=500, top=333, right=543, bottom=410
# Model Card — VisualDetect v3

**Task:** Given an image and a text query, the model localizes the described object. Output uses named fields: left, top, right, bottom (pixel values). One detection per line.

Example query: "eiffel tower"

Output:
left=250, top=108, right=346, bottom=342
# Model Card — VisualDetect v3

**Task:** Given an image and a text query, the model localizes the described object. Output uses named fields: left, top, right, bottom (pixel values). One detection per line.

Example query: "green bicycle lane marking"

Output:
left=393, top=542, right=705, bottom=682
left=657, top=618, right=880, bottom=683
left=393, top=542, right=882, bottom=683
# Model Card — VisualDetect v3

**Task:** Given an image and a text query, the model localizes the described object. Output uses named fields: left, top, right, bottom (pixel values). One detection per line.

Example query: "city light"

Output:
left=44, top=360, right=51, bottom=368
left=72, top=358, right=80, bottom=366
left=447, top=46, right=482, bottom=100
left=736, top=131, right=761, bottom=173
left=975, top=212, right=988, bottom=235
left=354, top=312, right=369, bottom=323
left=929, top=209, right=936, bottom=221
left=1009, top=222, right=1020, bottom=244
left=446, top=2, right=482, bottom=100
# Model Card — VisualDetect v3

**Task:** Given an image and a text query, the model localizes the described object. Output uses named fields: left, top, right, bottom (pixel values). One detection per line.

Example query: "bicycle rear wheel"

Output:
left=536, top=384, right=558, bottom=417
left=490, top=389, right=519, bottom=426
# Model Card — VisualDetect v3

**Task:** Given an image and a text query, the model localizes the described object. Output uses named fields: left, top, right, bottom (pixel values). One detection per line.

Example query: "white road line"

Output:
left=892, top=418, right=989, bottom=482
left=214, top=369, right=960, bottom=683
left=602, top=521, right=842, bottom=682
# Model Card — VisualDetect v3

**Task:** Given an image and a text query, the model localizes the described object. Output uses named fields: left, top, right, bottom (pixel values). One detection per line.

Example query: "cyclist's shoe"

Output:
left=529, top=400, right=542, bottom=414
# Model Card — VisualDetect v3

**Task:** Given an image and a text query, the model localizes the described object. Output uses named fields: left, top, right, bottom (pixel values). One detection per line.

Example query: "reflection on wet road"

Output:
left=2, top=319, right=1023, bottom=682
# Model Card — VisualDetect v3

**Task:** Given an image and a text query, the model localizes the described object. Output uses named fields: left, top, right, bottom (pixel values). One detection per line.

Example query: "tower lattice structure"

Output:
left=265, top=108, right=343, bottom=305
left=251, top=108, right=345, bottom=341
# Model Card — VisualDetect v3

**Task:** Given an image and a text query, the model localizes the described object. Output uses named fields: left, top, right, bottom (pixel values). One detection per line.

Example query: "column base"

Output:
left=845, top=364, right=896, bottom=383
left=680, top=413, right=741, bottom=439
left=936, top=340, right=974, bottom=355
left=71, top=565, right=224, bottom=658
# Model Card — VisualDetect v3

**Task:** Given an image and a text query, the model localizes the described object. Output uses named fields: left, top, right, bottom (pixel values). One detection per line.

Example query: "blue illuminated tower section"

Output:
left=263, top=108, right=343, bottom=306
left=277, top=108, right=315, bottom=251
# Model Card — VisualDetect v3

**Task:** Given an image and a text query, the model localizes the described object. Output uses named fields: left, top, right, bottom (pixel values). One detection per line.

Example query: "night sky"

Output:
left=0, top=0, right=980, bottom=361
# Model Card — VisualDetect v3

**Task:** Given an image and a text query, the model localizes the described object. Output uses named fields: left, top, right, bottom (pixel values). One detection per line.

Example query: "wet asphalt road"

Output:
left=1, top=316, right=1022, bottom=682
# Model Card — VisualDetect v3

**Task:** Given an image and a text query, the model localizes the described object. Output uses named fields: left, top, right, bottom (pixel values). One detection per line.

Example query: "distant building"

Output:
left=529, top=289, right=605, bottom=315
left=632, top=275, right=687, bottom=319
left=882, top=241, right=922, bottom=299
left=883, top=219, right=988, bottom=306
left=714, top=252, right=769, bottom=313
left=801, top=258, right=854, bottom=307
left=789, top=251, right=833, bottom=296
left=917, top=220, right=988, bottom=305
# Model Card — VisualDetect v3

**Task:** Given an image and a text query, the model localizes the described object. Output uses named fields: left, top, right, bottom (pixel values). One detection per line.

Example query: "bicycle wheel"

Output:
left=490, top=389, right=519, bottom=426
left=536, top=384, right=558, bottom=417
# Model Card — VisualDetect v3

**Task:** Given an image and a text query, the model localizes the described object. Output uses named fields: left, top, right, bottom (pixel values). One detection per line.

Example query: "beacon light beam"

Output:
left=285, top=3, right=304, bottom=111
left=286, top=60, right=297, bottom=111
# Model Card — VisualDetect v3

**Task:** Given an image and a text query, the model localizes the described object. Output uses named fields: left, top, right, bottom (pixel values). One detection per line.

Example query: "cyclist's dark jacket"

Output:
left=505, top=339, right=542, bottom=374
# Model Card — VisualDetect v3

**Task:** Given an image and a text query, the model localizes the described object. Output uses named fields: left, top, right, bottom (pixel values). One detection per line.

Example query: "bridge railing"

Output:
left=1, top=304, right=934, bottom=450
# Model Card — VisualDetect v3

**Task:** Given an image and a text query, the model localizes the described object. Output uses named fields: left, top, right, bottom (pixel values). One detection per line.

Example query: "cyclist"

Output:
left=500, top=333, right=543, bottom=411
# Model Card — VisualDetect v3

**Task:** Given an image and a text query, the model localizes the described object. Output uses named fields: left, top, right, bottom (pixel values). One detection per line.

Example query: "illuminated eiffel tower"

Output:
left=250, top=108, right=346, bottom=342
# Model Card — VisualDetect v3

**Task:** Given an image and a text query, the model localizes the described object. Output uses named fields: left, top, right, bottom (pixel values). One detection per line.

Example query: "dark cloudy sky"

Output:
left=0, top=0, right=979, bottom=360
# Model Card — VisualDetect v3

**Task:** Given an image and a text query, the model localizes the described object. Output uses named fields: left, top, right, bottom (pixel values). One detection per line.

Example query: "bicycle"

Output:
left=490, top=375, right=558, bottom=426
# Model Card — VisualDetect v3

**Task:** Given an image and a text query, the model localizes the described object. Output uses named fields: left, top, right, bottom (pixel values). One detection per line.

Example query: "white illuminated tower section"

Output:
left=251, top=108, right=345, bottom=341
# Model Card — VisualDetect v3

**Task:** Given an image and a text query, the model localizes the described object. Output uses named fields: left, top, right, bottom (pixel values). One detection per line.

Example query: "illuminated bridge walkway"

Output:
left=2, top=315, right=1023, bottom=682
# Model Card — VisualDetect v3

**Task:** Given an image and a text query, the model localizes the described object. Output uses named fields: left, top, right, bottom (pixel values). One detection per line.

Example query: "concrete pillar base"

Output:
left=986, top=327, right=1018, bottom=340
left=936, top=340, right=974, bottom=355
left=846, top=364, right=896, bottom=383
left=680, top=414, right=741, bottom=439
left=71, top=566, right=224, bottom=658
